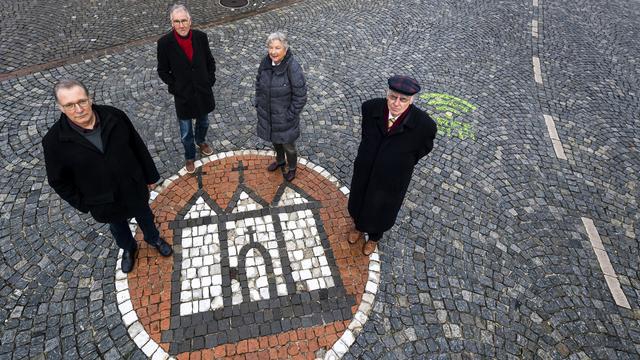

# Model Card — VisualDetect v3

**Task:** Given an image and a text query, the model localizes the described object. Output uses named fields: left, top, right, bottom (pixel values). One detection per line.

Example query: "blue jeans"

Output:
left=109, top=204, right=160, bottom=252
left=179, top=113, right=210, bottom=160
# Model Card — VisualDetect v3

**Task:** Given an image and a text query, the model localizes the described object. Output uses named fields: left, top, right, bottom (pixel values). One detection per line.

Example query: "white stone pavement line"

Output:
left=115, top=261, right=171, bottom=360
left=532, top=56, right=543, bottom=85
left=543, top=114, right=568, bottom=160
left=581, top=217, right=631, bottom=309
left=531, top=0, right=542, bottom=86
left=530, top=0, right=568, bottom=161
left=320, top=251, right=381, bottom=360
left=117, top=149, right=380, bottom=358
left=533, top=0, right=627, bottom=311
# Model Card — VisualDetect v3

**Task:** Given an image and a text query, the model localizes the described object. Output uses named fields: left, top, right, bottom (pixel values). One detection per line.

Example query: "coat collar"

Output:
left=373, top=101, right=418, bottom=136
left=57, top=104, right=117, bottom=152
left=260, top=50, right=293, bottom=74
left=167, top=30, right=198, bottom=65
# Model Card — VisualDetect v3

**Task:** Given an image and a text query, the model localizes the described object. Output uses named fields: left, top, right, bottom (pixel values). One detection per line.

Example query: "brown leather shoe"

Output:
left=347, top=233, right=360, bottom=244
left=267, top=161, right=286, bottom=172
left=198, top=143, right=214, bottom=156
left=185, top=159, right=196, bottom=174
left=362, top=240, right=377, bottom=256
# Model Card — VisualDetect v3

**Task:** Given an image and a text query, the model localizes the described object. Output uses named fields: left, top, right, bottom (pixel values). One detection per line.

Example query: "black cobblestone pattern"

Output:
left=0, top=0, right=285, bottom=74
left=1, top=0, right=639, bottom=359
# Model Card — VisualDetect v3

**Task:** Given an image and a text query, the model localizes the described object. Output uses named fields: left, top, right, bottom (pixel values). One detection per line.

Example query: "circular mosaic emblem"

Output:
left=115, top=150, right=380, bottom=359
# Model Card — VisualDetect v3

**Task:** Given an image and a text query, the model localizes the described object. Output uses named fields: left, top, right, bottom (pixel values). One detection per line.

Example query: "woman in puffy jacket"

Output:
left=255, top=31, right=307, bottom=181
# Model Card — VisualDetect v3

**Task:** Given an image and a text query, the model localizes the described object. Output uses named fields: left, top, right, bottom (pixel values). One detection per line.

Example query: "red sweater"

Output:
left=173, top=30, right=193, bottom=62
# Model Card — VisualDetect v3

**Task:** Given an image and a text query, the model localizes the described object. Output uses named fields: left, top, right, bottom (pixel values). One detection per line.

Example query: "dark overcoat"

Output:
left=348, top=98, right=437, bottom=235
left=255, top=50, right=307, bottom=144
left=42, top=105, right=160, bottom=223
left=157, top=30, right=216, bottom=119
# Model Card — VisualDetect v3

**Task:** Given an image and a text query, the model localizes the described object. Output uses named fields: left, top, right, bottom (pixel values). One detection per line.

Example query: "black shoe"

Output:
left=121, top=248, right=137, bottom=273
left=267, top=161, right=286, bottom=172
left=148, top=237, right=172, bottom=257
left=284, top=168, right=296, bottom=181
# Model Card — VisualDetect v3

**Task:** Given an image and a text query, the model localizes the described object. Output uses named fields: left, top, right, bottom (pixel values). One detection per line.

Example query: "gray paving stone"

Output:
left=0, top=0, right=285, bottom=74
left=1, top=0, right=639, bottom=359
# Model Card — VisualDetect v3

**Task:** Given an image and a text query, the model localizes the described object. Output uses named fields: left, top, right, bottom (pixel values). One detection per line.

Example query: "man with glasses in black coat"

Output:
left=348, top=75, right=438, bottom=256
left=42, top=79, right=172, bottom=273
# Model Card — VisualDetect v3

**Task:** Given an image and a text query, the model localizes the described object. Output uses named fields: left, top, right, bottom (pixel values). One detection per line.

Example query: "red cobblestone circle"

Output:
left=115, top=151, right=380, bottom=359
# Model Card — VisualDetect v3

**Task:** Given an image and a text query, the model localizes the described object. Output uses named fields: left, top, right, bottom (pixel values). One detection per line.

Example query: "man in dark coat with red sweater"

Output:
left=157, top=4, right=216, bottom=174
left=42, top=79, right=172, bottom=273
left=348, top=75, right=437, bottom=255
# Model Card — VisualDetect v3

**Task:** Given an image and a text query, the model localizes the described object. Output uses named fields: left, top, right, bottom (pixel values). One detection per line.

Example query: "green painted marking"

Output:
left=417, top=92, right=477, bottom=141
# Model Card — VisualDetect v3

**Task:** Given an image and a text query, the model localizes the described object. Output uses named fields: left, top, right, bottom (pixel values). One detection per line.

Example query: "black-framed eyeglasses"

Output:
left=60, top=99, right=91, bottom=111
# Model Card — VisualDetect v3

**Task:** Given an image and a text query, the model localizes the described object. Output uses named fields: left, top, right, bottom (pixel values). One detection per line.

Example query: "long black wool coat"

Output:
left=255, top=50, right=307, bottom=144
left=348, top=98, right=438, bottom=235
left=42, top=105, right=160, bottom=223
left=157, top=30, right=216, bottom=119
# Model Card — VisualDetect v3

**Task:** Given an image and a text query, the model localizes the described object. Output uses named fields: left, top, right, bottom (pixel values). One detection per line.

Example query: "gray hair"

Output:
left=169, top=4, right=190, bottom=21
left=53, top=79, right=90, bottom=102
left=266, top=31, right=289, bottom=50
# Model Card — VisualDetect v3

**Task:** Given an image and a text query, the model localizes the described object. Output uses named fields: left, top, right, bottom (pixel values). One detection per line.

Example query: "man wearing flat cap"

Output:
left=348, top=75, right=437, bottom=255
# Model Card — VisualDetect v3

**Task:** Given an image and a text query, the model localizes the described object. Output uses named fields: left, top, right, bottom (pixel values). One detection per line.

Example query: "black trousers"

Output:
left=108, top=204, right=160, bottom=251
left=273, top=142, right=297, bottom=170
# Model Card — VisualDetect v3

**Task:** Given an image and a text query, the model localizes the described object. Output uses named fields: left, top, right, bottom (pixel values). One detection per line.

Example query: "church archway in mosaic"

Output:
left=116, top=151, right=380, bottom=359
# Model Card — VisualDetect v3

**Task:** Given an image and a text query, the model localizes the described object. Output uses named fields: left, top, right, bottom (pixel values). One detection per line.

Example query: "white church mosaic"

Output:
left=162, top=160, right=356, bottom=353
left=177, top=185, right=337, bottom=317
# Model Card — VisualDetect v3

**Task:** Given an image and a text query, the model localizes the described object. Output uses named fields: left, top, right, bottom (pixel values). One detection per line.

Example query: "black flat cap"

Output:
left=388, top=75, right=421, bottom=96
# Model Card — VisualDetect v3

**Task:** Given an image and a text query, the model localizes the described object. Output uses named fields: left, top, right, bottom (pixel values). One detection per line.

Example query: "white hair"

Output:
left=169, top=4, right=190, bottom=20
left=266, top=31, right=289, bottom=50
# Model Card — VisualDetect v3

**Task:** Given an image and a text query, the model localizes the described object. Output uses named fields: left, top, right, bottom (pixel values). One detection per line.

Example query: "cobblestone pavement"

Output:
left=0, top=0, right=288, bottom=75
left=1, top=0, right=639, bottom=359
